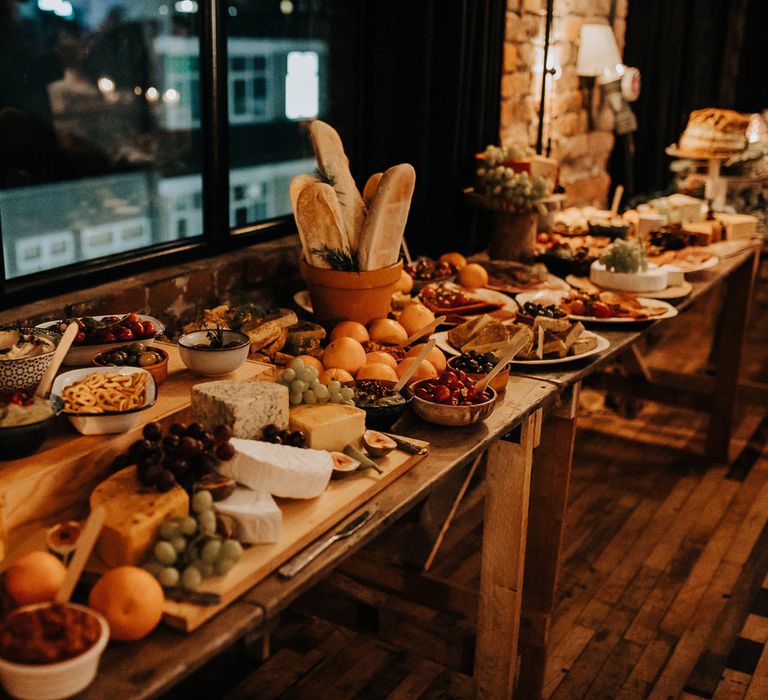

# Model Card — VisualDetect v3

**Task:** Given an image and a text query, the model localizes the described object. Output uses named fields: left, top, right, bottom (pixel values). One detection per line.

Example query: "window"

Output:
left=0, top=0, right=345, bottom=307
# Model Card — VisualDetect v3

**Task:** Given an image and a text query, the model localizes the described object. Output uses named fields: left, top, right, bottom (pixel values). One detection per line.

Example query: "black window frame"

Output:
left=0, top=0, right=297, bottom=311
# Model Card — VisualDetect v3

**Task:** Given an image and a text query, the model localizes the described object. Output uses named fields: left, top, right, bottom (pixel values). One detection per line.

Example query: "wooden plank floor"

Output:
left=162, top=259, right=768, bottom=699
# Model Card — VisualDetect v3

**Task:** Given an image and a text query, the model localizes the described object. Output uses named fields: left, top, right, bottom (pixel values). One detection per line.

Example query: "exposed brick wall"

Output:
left=501, top=0, right=628, bottom=206
left=0, top=236, right=303, bottom=336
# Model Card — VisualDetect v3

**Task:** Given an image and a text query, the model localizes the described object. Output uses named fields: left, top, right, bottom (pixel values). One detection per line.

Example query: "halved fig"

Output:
left=362, top=430, right=397, bottom=458
left=331, top=451, right=362, bottom=480
left=197, top=473, right=237, bottom=501
left=46, top=520, right=82, bottom=557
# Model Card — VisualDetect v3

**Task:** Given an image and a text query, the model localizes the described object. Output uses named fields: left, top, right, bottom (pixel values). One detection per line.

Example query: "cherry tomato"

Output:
left=415, top=388, right=431, bottom=400
left=124, top=313, right=141, bottom=324
left=434, top=385, right=451, bottom=403
left=142, top=321, right=156, bottom=338
left=102, top=331, right=116, bottom=343
left=570, top=300, right=586, bottom=316
left=74, top=331, right=86, bottom=345
left=117, top=327, right=134, bottom=341
left=592, top=302, right=612, bottom=319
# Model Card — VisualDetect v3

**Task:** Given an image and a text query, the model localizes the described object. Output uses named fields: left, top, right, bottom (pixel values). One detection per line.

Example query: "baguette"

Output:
left=363, top=172, right=383, bottom=206
left=358, top=163, right=416, bottom=271
left=290, top=174, right=319, bottom=263
left=296, top=182, right=351, bottom=269
left=309, top=120, right=366, bottom=250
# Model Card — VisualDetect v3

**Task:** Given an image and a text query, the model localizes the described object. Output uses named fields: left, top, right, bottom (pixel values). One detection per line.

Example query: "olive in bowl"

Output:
left=350, top=379, right=413, bottom=431
left=411, top=371, right=497, bottom=426
left=178, top=329, right=250, bottom=377
left=93, top=343, right=169, bottom=385
left=447, top=350, right=511, bottom=394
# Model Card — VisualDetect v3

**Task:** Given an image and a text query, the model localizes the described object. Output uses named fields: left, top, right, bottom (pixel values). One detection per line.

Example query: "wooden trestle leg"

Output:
left=474, top=411, right=540, bottom=699
left=517, top=383, right=580, bottom=699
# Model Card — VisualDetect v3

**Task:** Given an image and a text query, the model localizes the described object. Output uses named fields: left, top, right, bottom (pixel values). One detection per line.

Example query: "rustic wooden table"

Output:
left=2, top=244, right=759, bottom=699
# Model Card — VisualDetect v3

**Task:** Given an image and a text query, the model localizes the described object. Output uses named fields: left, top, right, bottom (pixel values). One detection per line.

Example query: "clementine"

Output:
left=88, top=566, right=164, bottom=641
left=4, top=551, right=66, bottom=606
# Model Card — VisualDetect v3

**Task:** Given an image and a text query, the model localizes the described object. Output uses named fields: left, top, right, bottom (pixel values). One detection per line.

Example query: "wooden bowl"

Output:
left=410, top=379, right=497, bottom=426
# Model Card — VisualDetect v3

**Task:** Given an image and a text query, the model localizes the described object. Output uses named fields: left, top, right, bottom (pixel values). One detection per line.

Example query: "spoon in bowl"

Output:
left=393, top=338, right=436, bottom=394
left=474, top=334, right=529, bottom=394
left=36, top=322, right=78, bottom=399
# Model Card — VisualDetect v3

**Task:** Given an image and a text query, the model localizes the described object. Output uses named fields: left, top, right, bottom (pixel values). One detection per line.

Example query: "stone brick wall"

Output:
left=501, top=0, right=628, bottom=206
left=0, top=236, right=303, bottom=336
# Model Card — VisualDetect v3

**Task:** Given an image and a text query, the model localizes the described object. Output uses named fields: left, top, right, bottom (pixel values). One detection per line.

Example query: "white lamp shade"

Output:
left=577, top=23, right=622, bottom=78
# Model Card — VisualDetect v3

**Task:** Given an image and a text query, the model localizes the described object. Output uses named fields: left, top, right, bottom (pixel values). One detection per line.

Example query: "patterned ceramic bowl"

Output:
left=0, top=327, right=62, bottom=392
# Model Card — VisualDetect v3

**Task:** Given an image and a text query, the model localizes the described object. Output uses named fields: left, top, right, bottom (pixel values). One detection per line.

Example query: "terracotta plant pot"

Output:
left=489, top=211, right=538, bottom=262
left=300, top=259, right=403, bottom=327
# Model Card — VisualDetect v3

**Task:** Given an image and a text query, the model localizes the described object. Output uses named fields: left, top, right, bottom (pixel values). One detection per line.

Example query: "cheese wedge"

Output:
left=214, top=488, right=282, bottom=544
left=90, top=467, right=189, bottom=567
left=296, top=182, right=351, bottom=269
left=363, top=172, right=383, bottom=206
left=358, top=163, right=416, bottom=271
left=222, top=439, right=334, bottom=499
left=310, top=120, right=366, bottom=249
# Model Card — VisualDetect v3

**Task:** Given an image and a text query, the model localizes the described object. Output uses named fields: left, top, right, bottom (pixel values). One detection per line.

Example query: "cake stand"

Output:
left=666, top=145, right=731, bottom=210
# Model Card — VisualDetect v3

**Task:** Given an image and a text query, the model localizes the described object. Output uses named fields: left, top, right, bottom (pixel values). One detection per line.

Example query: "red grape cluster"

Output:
left=115, top=421, right=235, bottom=494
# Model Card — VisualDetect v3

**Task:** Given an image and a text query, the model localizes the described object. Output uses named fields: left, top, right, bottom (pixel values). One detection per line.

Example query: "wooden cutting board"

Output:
left=0, top=343, right=272, bottom=559
left=161, top=439, right=429, bottom=631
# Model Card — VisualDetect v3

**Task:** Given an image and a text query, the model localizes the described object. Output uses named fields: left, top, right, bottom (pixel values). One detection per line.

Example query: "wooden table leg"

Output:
left=517, top=384, right=580, bottom=700
left=706, top=250, right=759, bottom=463
left=474, top=411, right=538, bottom=699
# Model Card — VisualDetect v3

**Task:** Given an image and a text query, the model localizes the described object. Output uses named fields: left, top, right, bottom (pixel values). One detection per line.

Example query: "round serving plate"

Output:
left=565, top=275, right=693, bottom=301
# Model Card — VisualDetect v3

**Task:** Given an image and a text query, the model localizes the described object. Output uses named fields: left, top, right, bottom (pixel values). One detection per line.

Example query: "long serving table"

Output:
left=2, top=244, right=759, bottom=699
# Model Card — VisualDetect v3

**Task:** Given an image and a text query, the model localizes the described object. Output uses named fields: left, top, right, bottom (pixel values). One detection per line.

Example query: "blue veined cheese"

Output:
left=191, top=380, right=289, bottom=439
left=213, top=487, right=282, bottom=544
left=221, top=439, right=333, bottom=499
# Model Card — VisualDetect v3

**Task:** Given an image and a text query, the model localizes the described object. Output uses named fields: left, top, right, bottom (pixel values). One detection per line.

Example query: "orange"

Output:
left=365, top=351, right=398, bottom=369
left=356, top=363, right=399, bottom=382
left=438, top=252, right=467, bottom=270
left=330, top=321, right=370, bottom=344
left=457, top=263, right=488, bottom=289
left=397, top=304, right=435, bottom=337
left=396, top=358, right=438, bottom=386
left=368, top=319, right=408, bottom=346
left=89, top=566, right=164, bottom=641
left=296, top=355, right=324, bottom=372
left=4, top=551, right=67, bottom=606
left=404, top=344, right=447, bottom=373
left=322, top=337, right=367, bottom=376
left=394, top=269, right=414, bottom=294
left=319, top=368, right=355, bottom=384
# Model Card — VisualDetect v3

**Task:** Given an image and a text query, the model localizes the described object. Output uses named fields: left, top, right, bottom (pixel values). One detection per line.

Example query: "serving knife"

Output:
left=382, top=432, right=429, bottom=455
left=278, top=507, right=376, bottom=578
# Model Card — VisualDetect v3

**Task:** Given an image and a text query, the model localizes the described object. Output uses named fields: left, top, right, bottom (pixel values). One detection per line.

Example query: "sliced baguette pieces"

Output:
left=358, top=163, right=416, bottom=271
left=295, top=182, right=351, bottom=269
left=310, top=120, right=366, bottom=250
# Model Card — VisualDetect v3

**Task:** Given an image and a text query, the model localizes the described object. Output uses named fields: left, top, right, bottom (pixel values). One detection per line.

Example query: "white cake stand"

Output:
left=666, top=145, right=730, bottom=210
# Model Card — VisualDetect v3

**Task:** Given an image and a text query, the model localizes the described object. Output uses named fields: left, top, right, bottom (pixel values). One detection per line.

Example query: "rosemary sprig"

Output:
left=311, top=245, right=360, bottom=272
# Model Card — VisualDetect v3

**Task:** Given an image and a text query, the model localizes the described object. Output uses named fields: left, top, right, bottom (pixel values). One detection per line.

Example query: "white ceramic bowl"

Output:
left=51, top=366, right=157, bottom=435
left=178, top=330, right=250, bottom=376
left=0, top=603, right=109, bottom=700
left=36, top=315, right=164, bottom=367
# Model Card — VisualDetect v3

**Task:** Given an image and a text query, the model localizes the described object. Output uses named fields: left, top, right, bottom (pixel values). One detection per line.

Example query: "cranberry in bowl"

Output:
left=178, top=329, right=250, bottom=376
left=0, top=602, right=109, bottom=699
left=0, top=391, right=63, bottom=461
left=411, top=370, right=497, bottom=426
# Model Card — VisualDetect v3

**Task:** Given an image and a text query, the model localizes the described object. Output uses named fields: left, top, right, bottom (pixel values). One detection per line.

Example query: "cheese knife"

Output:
left=382, top=433, right=429, bottom=455
left=278, top=507, right=376, bottom=578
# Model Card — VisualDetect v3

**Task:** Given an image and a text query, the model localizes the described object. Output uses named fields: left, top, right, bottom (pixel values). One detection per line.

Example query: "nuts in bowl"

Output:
left=447, top=350, right=511, bottom=393
left=411, top=370, right=497, bottom=426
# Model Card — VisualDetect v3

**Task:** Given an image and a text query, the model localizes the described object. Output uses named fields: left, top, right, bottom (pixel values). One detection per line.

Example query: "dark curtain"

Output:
left=617, top=0, right=764, bottom=195
left=327, top=0, right=506, bottom=258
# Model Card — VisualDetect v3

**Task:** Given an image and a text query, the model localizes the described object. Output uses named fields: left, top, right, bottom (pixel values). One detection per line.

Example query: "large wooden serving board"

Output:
left=0, top=343, right=272, bottom=558
left=161, top=438, right=429, bottom=632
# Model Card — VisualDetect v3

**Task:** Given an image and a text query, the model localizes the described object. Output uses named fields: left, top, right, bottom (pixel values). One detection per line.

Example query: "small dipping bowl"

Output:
left=178, top=330, right=250, bottom=376
left=447, top=356, right=511, bottom=394
left=410, top=378, right=497, bottom=427
left=349, top=379, right=413, bottom=431
left=0, top=395, right=63, bottom=461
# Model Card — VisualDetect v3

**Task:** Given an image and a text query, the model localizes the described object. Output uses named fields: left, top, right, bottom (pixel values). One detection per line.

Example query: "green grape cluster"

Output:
left=475, top=144, right=553, bottom=213
left=599, top=239, right=649, bottom=273
left=277, top=357, right=355, bottom=407
left=144, top=490, right=243, bottom=591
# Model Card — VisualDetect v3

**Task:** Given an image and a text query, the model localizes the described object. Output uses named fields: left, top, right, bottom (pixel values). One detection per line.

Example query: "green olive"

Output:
left=128, top=342, right=146, bottom=355
left=138, top=352, right=157, bottom=367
